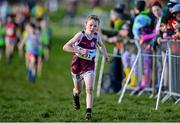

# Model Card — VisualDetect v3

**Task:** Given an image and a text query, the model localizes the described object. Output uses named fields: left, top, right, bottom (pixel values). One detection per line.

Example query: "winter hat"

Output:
left=172, top=3, right=180, bottom=13
left=135, top=0, right=146, bottom=12
left=110, top=7, right=124, bottom=18
left=168, top=0, right=180, bottom=8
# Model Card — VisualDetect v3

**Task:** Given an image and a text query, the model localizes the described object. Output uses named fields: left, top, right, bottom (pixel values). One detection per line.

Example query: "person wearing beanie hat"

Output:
left=101, top=6, right=129, bottom=93
left=116, top=3, right=130, bottom=20
left=110, top=8, right=124, bottom=19
left=115, top=3, right=126, bottom=12
left=110, top=7, right=125, bottom=32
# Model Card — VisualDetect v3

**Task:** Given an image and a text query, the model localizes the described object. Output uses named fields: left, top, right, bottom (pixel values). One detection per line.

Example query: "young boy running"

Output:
left=19, top=22, right=41, bottom=82
left=63, top=15, right=109, bottom=120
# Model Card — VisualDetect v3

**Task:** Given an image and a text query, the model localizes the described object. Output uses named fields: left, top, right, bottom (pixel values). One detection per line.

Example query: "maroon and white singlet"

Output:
left=71, top=31, right=98, bottom=75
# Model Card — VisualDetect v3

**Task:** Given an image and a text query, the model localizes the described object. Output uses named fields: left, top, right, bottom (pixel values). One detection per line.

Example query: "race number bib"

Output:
left=75, top=46, right=96, bottom=60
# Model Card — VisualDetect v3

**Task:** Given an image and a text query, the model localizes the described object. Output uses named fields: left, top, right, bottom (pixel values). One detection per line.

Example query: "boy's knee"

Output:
left=86, top=87, right=93, bottom=94
left=73, top=88, right=81, bottom=95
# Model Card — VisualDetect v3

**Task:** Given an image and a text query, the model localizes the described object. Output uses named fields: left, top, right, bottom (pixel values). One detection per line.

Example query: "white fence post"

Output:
left=155, top=50, right=167, bottom=110
left=96, top=56, right=105, bottom=97
left=93, top=50, right=99, bottom=90
left=118, top=51, right=140, bottom=103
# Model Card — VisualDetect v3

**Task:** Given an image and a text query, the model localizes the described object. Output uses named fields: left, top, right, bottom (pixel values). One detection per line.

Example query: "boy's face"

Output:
left=85, top=19, right=99, bottom=34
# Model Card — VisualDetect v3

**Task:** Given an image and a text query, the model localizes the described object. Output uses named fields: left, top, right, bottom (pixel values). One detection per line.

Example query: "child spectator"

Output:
left=120, top=23, right=138, bottom=88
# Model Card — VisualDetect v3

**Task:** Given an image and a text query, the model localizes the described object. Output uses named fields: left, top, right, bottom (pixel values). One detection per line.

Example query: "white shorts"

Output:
left=71, top=70, right=94, bottom=83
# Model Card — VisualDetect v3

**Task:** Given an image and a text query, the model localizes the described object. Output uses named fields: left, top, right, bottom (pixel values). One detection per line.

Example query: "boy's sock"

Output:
left=73, top=93, right=80, bottom=109
left=86, top=108, right=92, bottom=113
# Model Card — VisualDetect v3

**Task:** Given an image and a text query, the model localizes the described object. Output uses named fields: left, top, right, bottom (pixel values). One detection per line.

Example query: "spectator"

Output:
left=120, top=23, right=138, bottom=88
left=133, top=1, right=157, bottom=91
left=101, top=7, right=125, bottom=93
left=150, top=1, right=165, bottom=90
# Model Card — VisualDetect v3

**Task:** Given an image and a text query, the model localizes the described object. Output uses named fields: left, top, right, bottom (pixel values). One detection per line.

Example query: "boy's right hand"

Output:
left=79, top=48, right=88, bottom=55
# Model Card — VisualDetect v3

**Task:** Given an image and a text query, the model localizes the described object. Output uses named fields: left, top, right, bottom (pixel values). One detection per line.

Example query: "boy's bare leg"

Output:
left=84, top=71, right=94, bottom=120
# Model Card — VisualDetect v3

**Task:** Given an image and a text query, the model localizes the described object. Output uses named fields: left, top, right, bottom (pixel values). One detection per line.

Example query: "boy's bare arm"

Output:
left=97, top=34, right=109, bottom=61
left=63, top=32, right=87, bottom=54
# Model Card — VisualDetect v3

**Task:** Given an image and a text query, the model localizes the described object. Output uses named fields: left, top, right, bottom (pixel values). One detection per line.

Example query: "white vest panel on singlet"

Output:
left=74, top=46, right=96, bottom=60
left=74, top=32, right=97, bottom=61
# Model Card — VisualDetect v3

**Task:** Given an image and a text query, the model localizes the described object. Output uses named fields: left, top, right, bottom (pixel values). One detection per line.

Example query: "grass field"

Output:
left=0, top=21, right=180, bottom=122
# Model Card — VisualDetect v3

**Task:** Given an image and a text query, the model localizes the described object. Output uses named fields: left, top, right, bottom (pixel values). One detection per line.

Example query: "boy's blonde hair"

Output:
left=86, top=15, right=100, bottom=24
